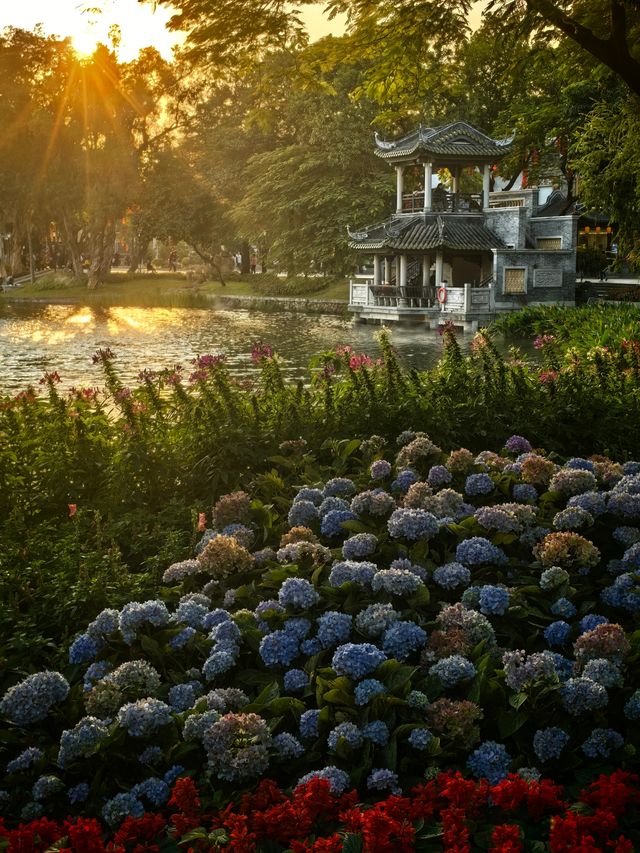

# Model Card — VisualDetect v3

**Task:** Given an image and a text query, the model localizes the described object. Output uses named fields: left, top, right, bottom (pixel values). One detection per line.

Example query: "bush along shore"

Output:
left=1, top=427, right=640, bottom=849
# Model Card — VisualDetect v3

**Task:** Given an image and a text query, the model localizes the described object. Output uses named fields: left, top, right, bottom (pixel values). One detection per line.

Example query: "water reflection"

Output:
left=0, top=302, right=490, bottom=393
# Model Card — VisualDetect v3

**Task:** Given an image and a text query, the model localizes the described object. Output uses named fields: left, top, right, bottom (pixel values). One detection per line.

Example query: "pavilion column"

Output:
left=373, top=255, right=381, bottom=287
left=399, top=254, right=408, bottom=288
left=435, top=250, right=444, bottom=286
left=483, top=164, right=491, bottom=209
left=423, top=162, right=433, bottom=211
left=396, top=165, right=405, bottom=213
left=452, top=165, right=460, bottom=195
left=422, top=255, right=431, bottom=288
left=383, top=257, right=391, bottom=286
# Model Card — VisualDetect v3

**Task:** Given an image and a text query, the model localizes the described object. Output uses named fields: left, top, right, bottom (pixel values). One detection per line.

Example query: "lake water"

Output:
left=0, top=301, right=506, bottom=393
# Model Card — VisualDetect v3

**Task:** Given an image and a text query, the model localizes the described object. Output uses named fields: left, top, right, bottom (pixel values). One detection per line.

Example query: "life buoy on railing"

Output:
left=437, top=286, right=447, bottom=304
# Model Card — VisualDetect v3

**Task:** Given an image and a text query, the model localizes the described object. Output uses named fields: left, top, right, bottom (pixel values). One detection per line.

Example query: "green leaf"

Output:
left=342, top=833, right=364, bottom=853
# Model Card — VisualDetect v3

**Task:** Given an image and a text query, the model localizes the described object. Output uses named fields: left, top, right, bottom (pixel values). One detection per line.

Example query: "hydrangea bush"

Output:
left=1, top=432, right=639, bottom=826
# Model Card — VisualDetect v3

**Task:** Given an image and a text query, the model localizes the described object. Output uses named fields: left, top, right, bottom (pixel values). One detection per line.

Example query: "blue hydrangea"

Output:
left=328, top=722, right=363, bottom=750
left=324, top=478, right=356, bottom=498
left=520, top=526, right=551, bottom=548
left=382, top=621, right=427, bottom=660
left=623, top=542, right=640, bottom=568
left=513, top=484, right=538, bottom=503
left=259, top=629, right=300, bottom=668
left=408, top=728, right=433, bottom=750
left=371, top=568, right=423, bottom=596
left=287, top=500, right=319, bottom=527
left=139, top=746, right=163, bottom=765
left=117, top=699, right=173, bottom=737
left=539, top=567, right=570, bottom=590
left=32, top=775, right=64, bottom=801
left=362, top=720, right=389, bottom=745
left=272, top=732, right=305, bottom=758
left=391, top=469, right=418, bottom=493
left=428, top=465, right=453, bottom=487
left=118, top=600, right=170, bottom=644
left=284, top=669, right=309, bottom=693
left=565, top=457, right=595, bottom=472
left=58, top=716, right=109, bottom=765
left=432, top=562, right=471, bottom=590
left=581, top=658, right=623, bottom=687
left=613, top=526, right=640, bottom=548
left=293, top=487, right=324, bottom=505
left=607, top=490, right=640, bottom=520
left=329, top=560, right=377, bottom=587
left=68, top=783, right=90, bottom=804
left=173, top=599, right=209, bottom=629
left=478, top=585, right=510, bottom=616
left=321, top=509, right=358, bottom=537
left=102, top=791, right=145, bottom=826
left=533, top=727, right=569, bottom=762
left=202, top=649, right=238, bottom=680
left=623, top=461, right=640, bottom=475
left=467, top=741, right=511, bottom=784
left=560, top=677, right=608, bottom=714
left=475, top=507, right=520, bottom=534
left=354, top=679, right=387, bottom=706
left=581, top=728, right=623, bottom=758
left=168, top=682, right=201, bottom=711
left=550, top=598, right=577, bottom=619
left=136, top=777, right=171, bottom=806
left=332, top=643, right=386, bottom=680
left=624, top=689, right=640, bottom=719
left=456, top=537, right=508, bottom=566
left=6, top=747, right=43, bottom=774
left=342, top=533, right=378, bottom=560
left=355, top=603, right=399, bottom=637
left=182, top=710, right=220, bottom=742
left=578, top=614, right=609, bottom=634
left=390, top=557, right=428, bottom=580
left=86, top=608, right=120, bottom=638
left=0, top=671, right=70, bottom=726
left=296, top=766, right=350, bottom=794
left=278, top=577, right=319, bottom=610
left=170, top=627, right=197, bottom=650
left=464, top=473, right=494, bottom=497
left=387, top=508, right=439, bottom=540
left=407, top=690, right=429, bottom=710
left=163, top=765, right=185, bottom=786
left=544, top=621, right=572, bottom=647
left=429, top=654, right=476, bottom=687
left=319, top=496, right=351, bottom=518
left=83, top=661, right=112, bottom=692
left=367, top=768, right=400, bottom=792
left=567, top=491, right=606, bottom=517
left=69, top=633, right=102, bottom=664
left=370, top=459, right=392, bottom=479
left=202, top=608, right=233, bottom=630
left=316, top=611, right=352, bottom=649
left=284, top=617, right=311, bottom=640
left=553, top=506, right=593, bottom=531
left=299, top=709, right=320, bottom=739
left=601, top=573, right=640, bottom=612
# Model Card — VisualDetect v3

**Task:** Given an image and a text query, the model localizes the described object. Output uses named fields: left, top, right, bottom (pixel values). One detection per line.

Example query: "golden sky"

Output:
left=0, top=0, right=347, bottom=60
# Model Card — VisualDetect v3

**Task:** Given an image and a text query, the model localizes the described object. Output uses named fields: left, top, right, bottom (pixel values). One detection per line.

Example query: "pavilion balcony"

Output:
left=400, top=191, right=483, bottom=214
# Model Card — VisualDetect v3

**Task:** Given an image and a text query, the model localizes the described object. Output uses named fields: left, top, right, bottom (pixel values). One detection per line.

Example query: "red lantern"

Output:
left=595, top=227, right=601, bottom=233
left=584, top=226, right=590, bottom=233
left=606, top=226, right=613, bottom=234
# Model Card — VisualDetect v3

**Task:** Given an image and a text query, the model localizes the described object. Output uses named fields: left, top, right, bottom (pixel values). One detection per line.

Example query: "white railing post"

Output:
left=488, top=282, right=495, bottom=311
left=464, top=282, right=471, bottom=312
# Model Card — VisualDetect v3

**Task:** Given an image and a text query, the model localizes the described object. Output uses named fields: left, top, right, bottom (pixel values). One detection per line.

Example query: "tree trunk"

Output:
left=9, top=216, right=25, bottom=276
left=241, top=240, right=250, bottom=275
left=127, top=237, right=148, bottom=274
left=86, top=220, right=112, bottom=289
left=27, top=224, right=35, bottom=284
left=61, top=212, right=85, bottom=278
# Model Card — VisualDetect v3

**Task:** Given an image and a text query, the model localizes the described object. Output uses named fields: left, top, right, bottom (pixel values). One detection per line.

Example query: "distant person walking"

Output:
left=168, top=250, right=178, bottom=272
left=250, top=252, right=257, bottom=274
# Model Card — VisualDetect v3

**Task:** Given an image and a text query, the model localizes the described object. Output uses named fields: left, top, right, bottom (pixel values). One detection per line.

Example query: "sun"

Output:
left=71, top=29, right=101, bottom=58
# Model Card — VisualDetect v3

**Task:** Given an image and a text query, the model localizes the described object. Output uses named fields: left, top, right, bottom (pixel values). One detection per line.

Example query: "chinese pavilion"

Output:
left=348, top=122, right=577, bottom=327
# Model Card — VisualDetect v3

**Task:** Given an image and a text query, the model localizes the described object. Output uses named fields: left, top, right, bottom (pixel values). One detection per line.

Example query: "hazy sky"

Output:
left=0, top=0, right=346, bottom=60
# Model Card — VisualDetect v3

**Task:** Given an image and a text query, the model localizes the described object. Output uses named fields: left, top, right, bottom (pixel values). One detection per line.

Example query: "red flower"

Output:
left=490, top=823, right=523, bottom=852
left=580, top=771, right=640, bottom=817
left=168, top=778, right=200, bottom=817
left=441, top=805, right=470, bottom=852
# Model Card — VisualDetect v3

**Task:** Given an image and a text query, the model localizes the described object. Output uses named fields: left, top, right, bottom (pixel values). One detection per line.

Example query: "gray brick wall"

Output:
left=494, top=249, right=575, bottom=305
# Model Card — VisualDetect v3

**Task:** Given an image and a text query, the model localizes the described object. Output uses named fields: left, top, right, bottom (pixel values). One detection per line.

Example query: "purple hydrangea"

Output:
left=505, top=435, right=532, bottom=454
left=370, top=460, right=392, bottom=480
left=427, top=465, right=453, bottom=487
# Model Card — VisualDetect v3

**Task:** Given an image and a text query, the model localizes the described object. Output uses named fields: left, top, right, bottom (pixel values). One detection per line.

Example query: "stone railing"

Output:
left=400, top=192, right=483, bottom=213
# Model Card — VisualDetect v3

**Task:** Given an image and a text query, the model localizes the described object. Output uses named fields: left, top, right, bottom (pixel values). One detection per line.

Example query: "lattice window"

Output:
left=537, top=237, right=562, bottom=250
left=504, top=268, right=526, bottom=293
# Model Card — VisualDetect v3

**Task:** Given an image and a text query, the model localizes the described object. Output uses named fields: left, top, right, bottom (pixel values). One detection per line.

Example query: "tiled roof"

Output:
left=349, top=215, right=506, bottom=252
left=374, top=121, right=513, bottom=161
left=534, top=190, right=576, bottom=217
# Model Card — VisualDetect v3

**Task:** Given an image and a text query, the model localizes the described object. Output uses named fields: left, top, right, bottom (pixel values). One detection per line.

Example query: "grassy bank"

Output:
left=1, top=271, right=349, bottom=305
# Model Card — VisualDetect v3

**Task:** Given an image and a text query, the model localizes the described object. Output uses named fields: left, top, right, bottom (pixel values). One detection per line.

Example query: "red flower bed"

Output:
left=1, top=770, right=638, bottom=852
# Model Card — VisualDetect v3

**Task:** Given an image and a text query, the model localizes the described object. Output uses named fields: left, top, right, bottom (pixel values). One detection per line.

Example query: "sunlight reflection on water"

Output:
left=0, top=303, right=506, bottom=393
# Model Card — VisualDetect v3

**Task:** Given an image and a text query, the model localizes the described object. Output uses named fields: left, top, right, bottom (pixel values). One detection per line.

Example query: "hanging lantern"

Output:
left=595, top=226, right=601, bottom=233
left=606, top=226, right=613, bottom=234
left=584, top=226, right=590, bottom=233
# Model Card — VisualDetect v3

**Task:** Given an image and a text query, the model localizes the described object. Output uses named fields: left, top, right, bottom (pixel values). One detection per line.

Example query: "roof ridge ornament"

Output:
left=374, top=132, right=396, bottom=151
left=437, top=215, right=445, bottom=242
left=347, top=225, right=369, bottom=240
